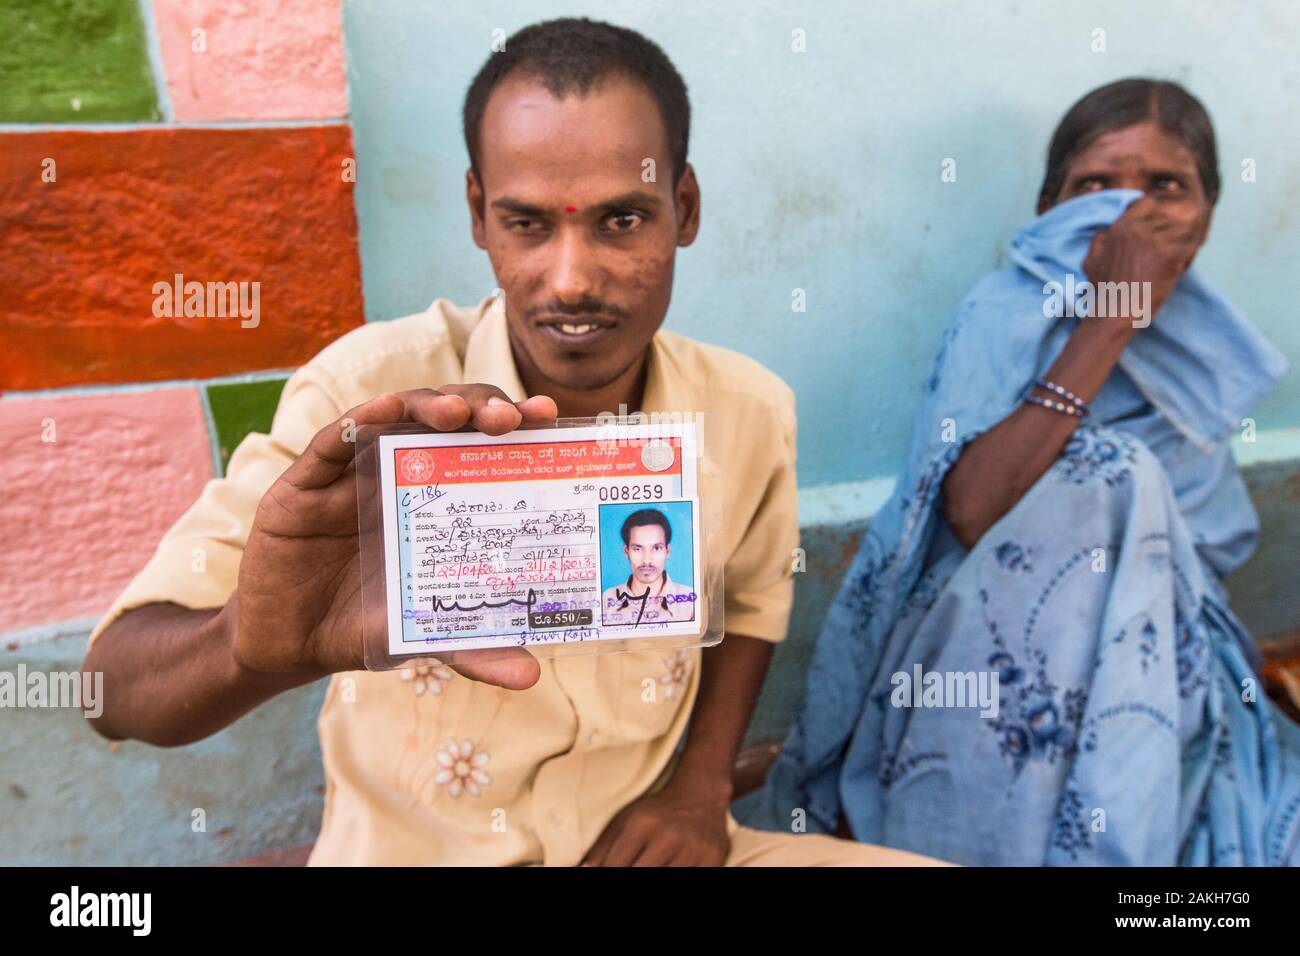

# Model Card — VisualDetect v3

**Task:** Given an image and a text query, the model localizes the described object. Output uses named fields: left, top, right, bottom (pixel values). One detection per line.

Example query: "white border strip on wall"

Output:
left=2, top=368, right=295, bottom=402
left=0, top=118, right=348, bottom=132
left=798, top=426, right=1300, bottom=528
left=136, top=0, right=174, bottom=122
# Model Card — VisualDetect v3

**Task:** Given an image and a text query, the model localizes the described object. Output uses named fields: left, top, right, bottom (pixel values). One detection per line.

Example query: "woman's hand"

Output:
left=1082, top=193, right=1208, bottom=325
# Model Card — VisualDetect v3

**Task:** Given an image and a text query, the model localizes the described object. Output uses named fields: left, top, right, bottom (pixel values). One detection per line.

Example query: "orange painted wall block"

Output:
left=0, top=125, right=365, bottom=389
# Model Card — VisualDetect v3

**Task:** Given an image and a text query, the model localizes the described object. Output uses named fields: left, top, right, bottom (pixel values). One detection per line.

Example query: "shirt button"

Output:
left=587, top=729, right=600, bottom=745
left=548, top=809, right=564, bottom=827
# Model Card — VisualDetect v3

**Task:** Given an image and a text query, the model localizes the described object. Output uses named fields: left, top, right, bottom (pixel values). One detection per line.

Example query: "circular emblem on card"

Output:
left=641, top=440, right=675, bottom=472
left=401, top=450, right=434, bottom=484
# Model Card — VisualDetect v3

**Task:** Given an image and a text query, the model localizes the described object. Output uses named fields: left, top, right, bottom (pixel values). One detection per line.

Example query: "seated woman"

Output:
left=738, top=78, right=1300, bottom=865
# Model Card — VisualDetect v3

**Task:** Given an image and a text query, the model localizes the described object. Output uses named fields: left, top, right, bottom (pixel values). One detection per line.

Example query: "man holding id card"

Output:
left=83, top=18, right=940, bottom=868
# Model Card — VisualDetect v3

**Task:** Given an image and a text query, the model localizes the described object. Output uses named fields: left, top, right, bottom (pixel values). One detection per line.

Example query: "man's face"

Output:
left=467, top=73, right=700, bottom=392
left=625, top=523, right=669, bottom=585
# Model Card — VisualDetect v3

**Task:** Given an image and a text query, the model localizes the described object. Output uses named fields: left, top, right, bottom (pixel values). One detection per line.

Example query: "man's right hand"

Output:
left=228, top=385, right=556, bottom=690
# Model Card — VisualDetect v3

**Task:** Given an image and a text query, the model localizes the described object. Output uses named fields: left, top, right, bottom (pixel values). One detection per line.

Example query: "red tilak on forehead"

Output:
left=564, top=205, right=577, bottom=214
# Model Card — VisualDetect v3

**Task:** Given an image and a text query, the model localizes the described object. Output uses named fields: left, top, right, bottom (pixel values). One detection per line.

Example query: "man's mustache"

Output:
left=525, top=298, right=629, bottom=321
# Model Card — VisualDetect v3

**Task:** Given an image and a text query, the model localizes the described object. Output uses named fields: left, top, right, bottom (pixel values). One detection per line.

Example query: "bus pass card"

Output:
left=378, top=422, right=702, bottom=654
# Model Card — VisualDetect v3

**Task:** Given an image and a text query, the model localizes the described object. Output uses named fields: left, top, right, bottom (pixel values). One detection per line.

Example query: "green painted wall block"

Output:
left=0, top=0, right=160, bottom=122
left=206, top=378, right=288, bottom=475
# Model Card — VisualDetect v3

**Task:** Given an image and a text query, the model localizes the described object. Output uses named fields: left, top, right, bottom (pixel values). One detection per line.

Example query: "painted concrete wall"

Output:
left=2, top=0, right=1297, bottom=865
left=343, top=0, right=1300, bottom=487
left=0, top=0, right=359, bottom=861
left=0, top=1, right=357, bottom=636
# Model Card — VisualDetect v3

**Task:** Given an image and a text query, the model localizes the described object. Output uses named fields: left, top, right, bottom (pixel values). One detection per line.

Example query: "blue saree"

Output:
left=737, top=190, right=1300, bottom=865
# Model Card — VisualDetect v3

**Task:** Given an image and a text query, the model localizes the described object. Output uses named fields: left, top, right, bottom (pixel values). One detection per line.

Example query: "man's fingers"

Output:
left=282, top=392, right=407, bottom=491
left=434, top=384, right=558, bottom=435
left=597, top=822, right=649, bottom=867
left=444, top=648, right=541, bottom=690
left=518, top=394, right=559, bottom=424
left=630, top=836, right=679, bottom=867
left=391, top=389, right=474, bottom=431
left=289, top=385, right=558, bottom=496
left=666, top=845, right=698, bottom=867
left=439, top=383, right=521, bottom=434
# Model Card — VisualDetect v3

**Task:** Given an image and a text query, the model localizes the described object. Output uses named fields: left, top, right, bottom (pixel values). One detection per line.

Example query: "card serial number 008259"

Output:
left=377, top=421, right=703, bottom=655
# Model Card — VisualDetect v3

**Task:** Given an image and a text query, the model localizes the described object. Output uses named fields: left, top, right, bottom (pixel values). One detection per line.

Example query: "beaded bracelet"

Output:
left=1036, top=377, right=1088, bottom=413
left=1024, top=393, right=1087, bottom=418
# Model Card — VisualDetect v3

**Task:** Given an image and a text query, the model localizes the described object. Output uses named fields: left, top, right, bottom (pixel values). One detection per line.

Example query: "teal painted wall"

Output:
left=343, top=0, right=1300, bottom=487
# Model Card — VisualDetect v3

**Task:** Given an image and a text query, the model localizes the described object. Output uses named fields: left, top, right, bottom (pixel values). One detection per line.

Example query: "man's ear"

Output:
left=675, top=163, right=701, bottom=247
left=466, top=168, right=488, bottom=249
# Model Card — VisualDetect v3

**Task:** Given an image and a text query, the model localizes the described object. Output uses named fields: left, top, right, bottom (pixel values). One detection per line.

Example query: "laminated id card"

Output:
left=355, top=417, right=723, bottom=669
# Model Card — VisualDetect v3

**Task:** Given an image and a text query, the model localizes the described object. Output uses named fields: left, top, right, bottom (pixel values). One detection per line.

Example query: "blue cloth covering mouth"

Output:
left=1009, top=188, right=1287, bottom=451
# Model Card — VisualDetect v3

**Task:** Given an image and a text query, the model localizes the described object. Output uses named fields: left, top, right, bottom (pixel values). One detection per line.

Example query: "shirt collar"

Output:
left=640, top=334, right=674, bottom=415
left=625, top=570, right=671, bottom=596
left=461, top=297, right=528, bottom=403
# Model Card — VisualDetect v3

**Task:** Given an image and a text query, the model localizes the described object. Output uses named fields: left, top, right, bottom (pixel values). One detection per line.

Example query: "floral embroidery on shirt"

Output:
left=900, top=563, right=946, bottom=618
left=1057, top=427, right=1138, bottom=486
left=994, top=541, right=1034, bottom=574
left=1050, top=784, right=1094, bottom=861
left=1212, top=720, right=1236, bottom=782
left=660, top=650, right=694, bottom=700
left=433, top=739, right=492, bottom=797
left=1110, top=615, right=1159, bottom=675
left=1174, top=603, right=1210, bottom=699
left=879, top=746, right=948, bottom=789
left=979, top=595, right=1088, bottom=780
left=400, top=662, right=454, bottom=697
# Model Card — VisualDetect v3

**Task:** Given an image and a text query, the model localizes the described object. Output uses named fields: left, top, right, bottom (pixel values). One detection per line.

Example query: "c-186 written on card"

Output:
left=373, top=420, right=706, bottom=658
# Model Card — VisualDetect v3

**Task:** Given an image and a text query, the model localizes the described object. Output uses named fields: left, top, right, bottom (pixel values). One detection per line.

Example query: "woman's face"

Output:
left=1044, top=120, right=1214, bottom=242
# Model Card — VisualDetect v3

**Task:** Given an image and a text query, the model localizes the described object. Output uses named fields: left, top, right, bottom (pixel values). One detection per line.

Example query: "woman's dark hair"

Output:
left=463, top=18, right=690, bottom=186
left=1038, top=78, right=1220, bottom=209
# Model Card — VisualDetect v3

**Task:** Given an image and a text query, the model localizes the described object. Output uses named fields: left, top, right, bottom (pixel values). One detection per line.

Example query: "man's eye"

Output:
left=1152, top=177, right=1184, bottom=193
left=506, top=218, right=546, bottom=234
left=601, top=212, right=643, bottom=233
left=1076, top=177, right=1107, bottom=192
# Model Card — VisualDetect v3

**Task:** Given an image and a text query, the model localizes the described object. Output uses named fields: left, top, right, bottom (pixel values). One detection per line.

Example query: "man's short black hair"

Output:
left=463, top=17, right=691, bottom=186
left=620, top=508, right=672, bottom=547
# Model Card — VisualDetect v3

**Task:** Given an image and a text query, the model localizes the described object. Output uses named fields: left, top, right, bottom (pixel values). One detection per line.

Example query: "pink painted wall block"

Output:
left=152, top=0, right=348, bottom=121
left=0, top=389, right=213, bottom=636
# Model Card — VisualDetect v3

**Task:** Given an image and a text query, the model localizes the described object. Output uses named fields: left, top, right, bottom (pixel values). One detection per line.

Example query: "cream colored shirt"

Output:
left=89, top=296, right=799, bottom=866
